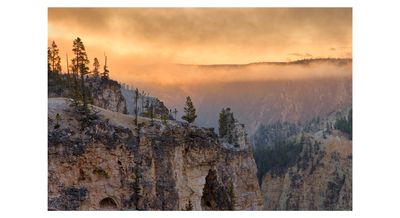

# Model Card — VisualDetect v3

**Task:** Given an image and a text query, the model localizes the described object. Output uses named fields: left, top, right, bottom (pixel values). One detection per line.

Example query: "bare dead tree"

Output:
left=140, top=90, right=146, bottom=114
left=134, top=88, right=139, bottom=126
left=102, top=53, right=109, bottom=80
left=150, top=102, right=154, bottom=124
left=173, top=108, right=178, bottom=120
left=66, top=53, right=70, bottom=87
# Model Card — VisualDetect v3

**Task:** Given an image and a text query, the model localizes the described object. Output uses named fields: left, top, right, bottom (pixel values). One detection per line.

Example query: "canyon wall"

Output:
left=48, top=98, right=263, bottom=210
left=261, top=133, right=352, bottom=210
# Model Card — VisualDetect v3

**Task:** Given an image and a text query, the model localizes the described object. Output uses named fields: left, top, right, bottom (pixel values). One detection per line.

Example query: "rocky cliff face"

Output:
left=260, top=133, right=352, bottom=210
left=48, top=98, right=263, bottom=210
left=88, top=78, right=127, bottom=113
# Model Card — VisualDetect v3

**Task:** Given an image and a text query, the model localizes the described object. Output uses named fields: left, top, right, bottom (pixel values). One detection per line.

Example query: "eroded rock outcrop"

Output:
left=48, top=98, right=263, bottom=210
left=88, top=78, right=127, bottom=113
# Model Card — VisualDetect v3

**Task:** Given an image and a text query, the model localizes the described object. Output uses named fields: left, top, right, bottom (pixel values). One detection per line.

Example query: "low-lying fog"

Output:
left=120, top=59, right=352, bottom=136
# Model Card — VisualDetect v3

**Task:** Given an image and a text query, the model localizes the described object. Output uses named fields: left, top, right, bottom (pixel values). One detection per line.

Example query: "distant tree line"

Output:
left=253, top=121, right=301, bottom=148
left=48, top=38, right=113, bottom=129
left=253, top=138, right=303, bottom=184
left=334, top=108, right=352, bottom=139
left=252, top=109, right=352, bottom=184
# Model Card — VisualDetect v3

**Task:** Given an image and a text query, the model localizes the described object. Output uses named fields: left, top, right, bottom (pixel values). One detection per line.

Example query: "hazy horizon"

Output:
left=48, top=8, right=352, bottom=85
left=123, top=61, right=352, bottom=135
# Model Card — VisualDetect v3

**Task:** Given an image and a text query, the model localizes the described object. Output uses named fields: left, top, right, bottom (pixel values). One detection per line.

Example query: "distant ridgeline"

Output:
left=48, top=71, right=171, bottom=119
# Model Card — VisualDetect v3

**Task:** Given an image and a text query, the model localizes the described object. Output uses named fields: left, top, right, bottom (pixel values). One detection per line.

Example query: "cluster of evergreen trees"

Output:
left=48, top=38, right=199, bottom=127
left=176, top=98, right=242, bottom=145
left=334, top=108, right=352, bottom=139
left=48, top=38, right=110, bottom=84
left=252, top=109, right=353, bottom=184
left=48, top=41, right=62, bottom=73
left=48, top=39, right=246, bottom=136
left=48, top=38, right=112, bottom=128
left=253, top=137, right=304, bottom=184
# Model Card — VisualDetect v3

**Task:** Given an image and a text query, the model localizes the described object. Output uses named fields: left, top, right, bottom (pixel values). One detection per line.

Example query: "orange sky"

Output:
left=48, top=8, right=352, bottom=84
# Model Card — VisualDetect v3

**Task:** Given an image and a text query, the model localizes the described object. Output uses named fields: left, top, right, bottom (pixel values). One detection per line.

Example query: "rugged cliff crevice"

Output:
left=48, top=98, right=263, bottom=210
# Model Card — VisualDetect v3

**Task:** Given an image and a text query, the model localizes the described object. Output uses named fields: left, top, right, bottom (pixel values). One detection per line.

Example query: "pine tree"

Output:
left=66, top=53, right=71, bottom=88
left=49, top=41, right=62, bottom=73
left=334, top=109, right=352, bottom=139
left=347, top=108, right=352, bottom=138
left=67, top=54, right=81, bottom=107
left=47, top=47, right=51, bottom=73
left=219, top=108, right=227, bottom=137
left=140, top=90, right=146, bottom=113
left=71, top=37, right=90, bottom=111
left=102, top=54, right=109, bottom=80
left=173, top=108, right=178, bottom=120
left=181, top=96, right=197, bottom=124
left=92, top=57, right=100, bottom=77
left=149, top=103, right=155, bottom=124
left=134, top=88, right=139, bottom=126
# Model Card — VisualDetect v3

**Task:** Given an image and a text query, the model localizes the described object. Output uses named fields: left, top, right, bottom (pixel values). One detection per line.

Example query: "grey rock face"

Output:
left=120, top=85, right=170, bottom=119
left=89, top=78, right=127, bottom=113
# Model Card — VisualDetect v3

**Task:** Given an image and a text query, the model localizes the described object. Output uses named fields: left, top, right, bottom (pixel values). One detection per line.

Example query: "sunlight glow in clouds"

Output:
left=48, top=8, right=352, bottom=85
